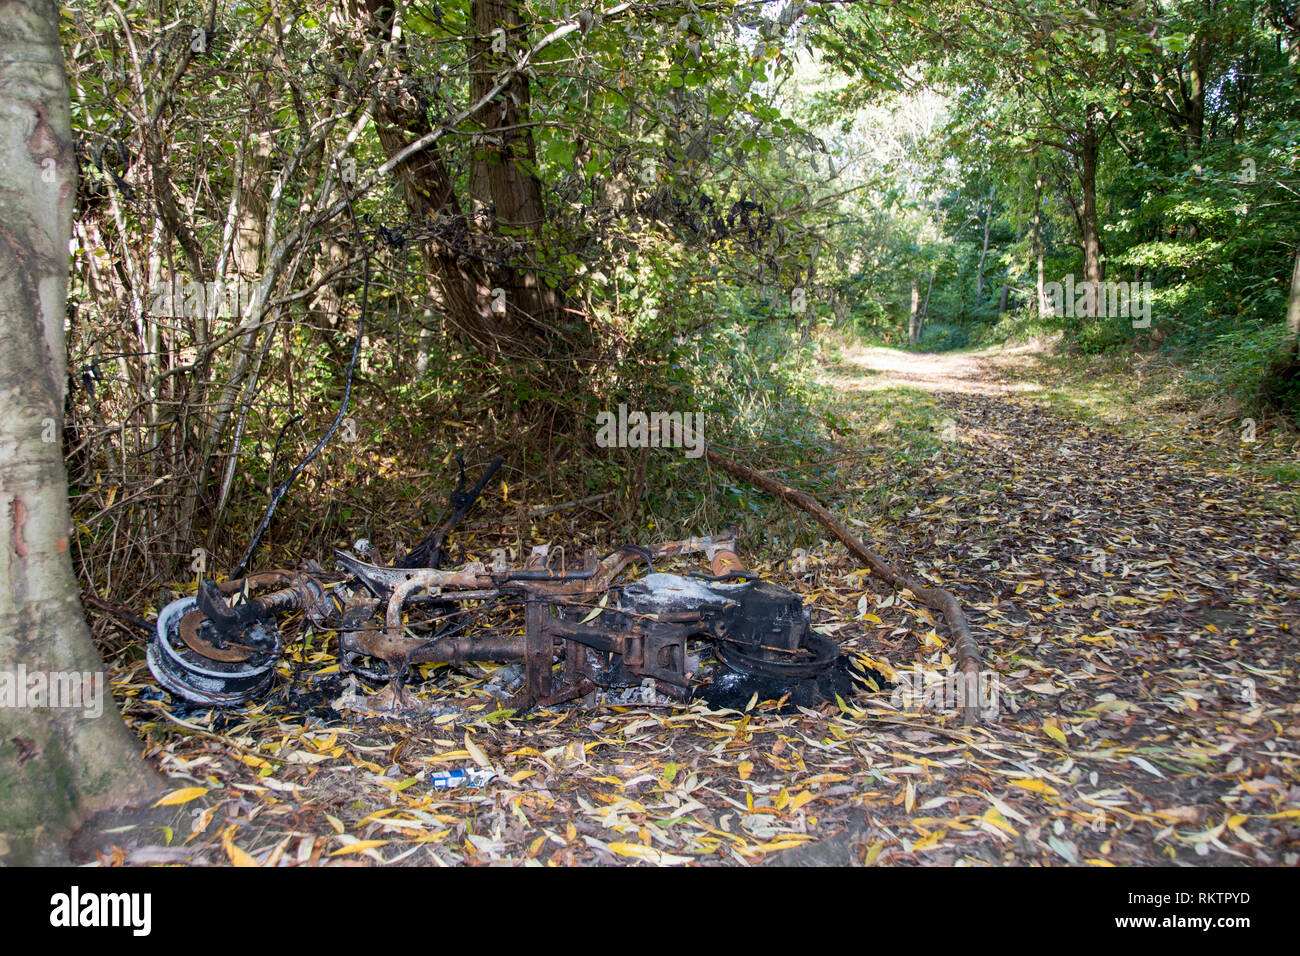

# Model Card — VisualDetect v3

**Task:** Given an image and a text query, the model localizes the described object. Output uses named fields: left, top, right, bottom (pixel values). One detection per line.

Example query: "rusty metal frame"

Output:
left=150, top=528, right=836, bottom=710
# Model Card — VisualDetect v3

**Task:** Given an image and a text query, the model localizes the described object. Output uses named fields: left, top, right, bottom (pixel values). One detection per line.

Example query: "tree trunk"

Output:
left=975, top=191, right=993, bottom=301
left=1292, top=4, right=1299, bottom=69
left=1033, top=160, right=1047, bottom=316
left=908, top=276, right=920, bottom=345
left=0, top=0, right=163, bottom=864
left=999, top=283, right=1010, bottom=313
left=1079, top=108, right=1105, bottom=286
left=1183, top=33, right=1209, bottom=154
left=919, top=269, right=935, bottom=332
left=1286, top=246, right=1300, bottom=360
left=469, top=0, right=564, bottom=329
left=1029, top=158, right=1050, bottom=316
left=233, top=96, right=272, bottom=279
left=359, top=0, right=567, bottom=354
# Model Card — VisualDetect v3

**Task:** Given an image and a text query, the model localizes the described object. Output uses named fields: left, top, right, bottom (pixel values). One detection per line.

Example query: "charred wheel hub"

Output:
left=148, top=595, right=282, bottom=705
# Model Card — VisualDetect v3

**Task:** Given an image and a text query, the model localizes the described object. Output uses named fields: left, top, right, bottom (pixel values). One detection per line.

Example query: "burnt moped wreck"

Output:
left=147, top=458, right=857, bottom=714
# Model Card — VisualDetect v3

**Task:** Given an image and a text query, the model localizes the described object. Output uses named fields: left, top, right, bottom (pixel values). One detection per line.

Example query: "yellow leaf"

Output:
left=704, top=826, right=747, bottom=847
left=1009, top=777, right=1059, bottom=796
left=738, top=761, right=754, bottom=780
left=754, top=836, right=815, bottom=852
left=981, top=806, right=1018, bottom=836
left=428, top=749, right=470, bottom=763
left=789, top=790, right=816, bottom=811
left=221, top=826, right=258, bottom=867
left=608, top=841, right=656, bottom=859
left=607, top=842, right=692, bottom=865
left=804, top=773, right=850, bottom=785
left=330, top=840, right=389, bottom=856
left=153, top=786, right=208, bottom=807
left=912, top=829, right=947, bottom=851
left=1042, top=719, right=1068, bottom=747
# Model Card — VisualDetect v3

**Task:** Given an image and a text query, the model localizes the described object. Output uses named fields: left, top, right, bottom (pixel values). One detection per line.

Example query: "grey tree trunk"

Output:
left=919, top=269, right=935, bottom=332
left=1034, top=163, right=1047, bottom=316
left=975, top=191, right=993, bottom=301
left=908, top=276, right=920, bottom=345
left=234, top=105, right=272, bottom=278
left=1286, top=246, right=1300, bottom=360
left=0, top=0, right=162, bottom=864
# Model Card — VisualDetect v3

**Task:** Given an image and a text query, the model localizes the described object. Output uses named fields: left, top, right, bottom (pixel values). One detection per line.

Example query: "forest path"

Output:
left=832, top=340, right=1050, bottom=397
left=772, top=339, right=1300, bottom=865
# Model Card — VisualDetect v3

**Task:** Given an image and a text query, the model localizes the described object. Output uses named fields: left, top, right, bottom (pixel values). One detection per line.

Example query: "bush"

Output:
left=851, top=298, right=892, bottom=341
left=1071, top=313, right=1137, bottom=354
left=1194, top=324, right=1300, bottom=424
left=970, top=305, right=1065, bottom=346
left=916, top=322, right=969, bottom=352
